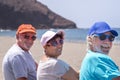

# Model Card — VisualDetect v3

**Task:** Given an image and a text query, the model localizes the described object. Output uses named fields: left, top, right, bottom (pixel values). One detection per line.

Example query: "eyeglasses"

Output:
left=47, top=39, right=64, bottom=47
left=94, top=33, right=115, bottom=42
left=24, top=35, right=36, bottom=41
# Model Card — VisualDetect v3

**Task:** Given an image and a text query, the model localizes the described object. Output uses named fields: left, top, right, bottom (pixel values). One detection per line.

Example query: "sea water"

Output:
left=0, top=28, right=120, bottom=43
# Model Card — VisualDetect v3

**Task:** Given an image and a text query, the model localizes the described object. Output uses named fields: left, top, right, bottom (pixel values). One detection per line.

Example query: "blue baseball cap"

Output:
left=88, top=21, right=118, bottom=36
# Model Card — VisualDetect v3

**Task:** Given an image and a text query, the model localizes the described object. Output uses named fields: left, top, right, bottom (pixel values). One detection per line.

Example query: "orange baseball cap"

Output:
left=16, top=24, right=36, bottom=35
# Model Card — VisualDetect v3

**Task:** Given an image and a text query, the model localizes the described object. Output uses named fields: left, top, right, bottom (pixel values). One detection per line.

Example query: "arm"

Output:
left=61, top=66, right=79, bottom=80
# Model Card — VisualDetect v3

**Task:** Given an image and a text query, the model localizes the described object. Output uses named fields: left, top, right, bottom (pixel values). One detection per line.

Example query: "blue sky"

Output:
left=37, top=0, right=120, bottom=28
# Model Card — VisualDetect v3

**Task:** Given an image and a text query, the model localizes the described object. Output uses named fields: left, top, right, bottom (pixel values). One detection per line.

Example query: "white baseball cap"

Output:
left=40, top=30, right=64, bottom=46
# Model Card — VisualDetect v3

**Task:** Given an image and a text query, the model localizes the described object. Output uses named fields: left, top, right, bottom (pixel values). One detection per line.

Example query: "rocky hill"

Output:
left=0, top=0, right=77, bottom=30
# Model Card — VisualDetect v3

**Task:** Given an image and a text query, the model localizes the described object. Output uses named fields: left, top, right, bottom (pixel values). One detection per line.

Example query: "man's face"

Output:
left=92, top=32, right=114, bottom=54
left=17, top=32, right=36, bottom=51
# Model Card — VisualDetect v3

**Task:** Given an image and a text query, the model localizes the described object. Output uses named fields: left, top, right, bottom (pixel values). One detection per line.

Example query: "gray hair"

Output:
left=86, top=35, right=95, bottom=51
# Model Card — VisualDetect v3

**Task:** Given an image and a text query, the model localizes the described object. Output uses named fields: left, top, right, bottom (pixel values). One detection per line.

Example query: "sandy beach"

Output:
left=0, top=36, right=120, bottom=79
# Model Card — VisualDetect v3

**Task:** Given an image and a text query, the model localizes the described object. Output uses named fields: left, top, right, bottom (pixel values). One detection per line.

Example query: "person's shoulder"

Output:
left=89, top=52, right=114, bottom=65
left=45, top=58, right=58, bottom=65
left=51, top=59, right=69, bottom=71
left=8, top=44, right=22, bottom=53
left=57, top=59, right=69, bottom=68
left=6, top=44, right=25, bottom=58
left=87, top=50, right=109, bottom=58
left=49, top=58, right=69, bottom=66
left=85, top=51, right=104, bottom=63
left=57, top=59, right=67, bottom=64
left=48, top=58, right=64, bottom=64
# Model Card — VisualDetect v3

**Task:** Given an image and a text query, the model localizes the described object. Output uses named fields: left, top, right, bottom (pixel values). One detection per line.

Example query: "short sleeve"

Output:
left=52, top=59, right=69, bottom=78
left=93, top=57, right=120, bottom=80
left=11, top=55, right=27, bottom=79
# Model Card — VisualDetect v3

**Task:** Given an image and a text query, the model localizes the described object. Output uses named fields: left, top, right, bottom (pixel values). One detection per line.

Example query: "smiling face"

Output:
left=44, top=36, right=64, bottom=58
left=90, top=32, right=114, bottom=54
left=17, top=32, right=36, bottom=51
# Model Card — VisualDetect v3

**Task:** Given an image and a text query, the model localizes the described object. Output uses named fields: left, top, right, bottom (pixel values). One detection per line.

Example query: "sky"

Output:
left=37, top=0, right=120, bottom=28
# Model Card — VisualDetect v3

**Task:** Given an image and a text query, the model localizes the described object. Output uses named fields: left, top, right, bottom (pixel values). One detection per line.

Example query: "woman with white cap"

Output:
left=37, top=30, right=79, bottom=80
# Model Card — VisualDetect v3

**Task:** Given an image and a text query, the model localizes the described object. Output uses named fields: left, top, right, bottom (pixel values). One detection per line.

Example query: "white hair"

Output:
left=86, top=35, right=95, bottom=51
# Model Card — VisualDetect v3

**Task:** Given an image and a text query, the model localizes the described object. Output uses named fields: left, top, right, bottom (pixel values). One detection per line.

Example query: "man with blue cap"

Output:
left=79, top=21, right=120, bottom=80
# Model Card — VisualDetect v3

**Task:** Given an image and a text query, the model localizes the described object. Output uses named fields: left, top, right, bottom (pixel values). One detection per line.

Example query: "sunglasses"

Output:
left=94, top=33, right=115, bottom=42
left=24, top=35, right=36, bottom=41
left=47, top=39, right=64, bottom=47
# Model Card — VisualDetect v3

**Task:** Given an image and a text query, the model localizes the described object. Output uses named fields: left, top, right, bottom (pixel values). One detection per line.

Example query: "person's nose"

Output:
left=57, top=42, right=63, bottom=47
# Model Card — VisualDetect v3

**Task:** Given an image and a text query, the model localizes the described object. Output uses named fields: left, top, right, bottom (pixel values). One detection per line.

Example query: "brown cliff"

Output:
left=0, top=0, right=77, bottom=30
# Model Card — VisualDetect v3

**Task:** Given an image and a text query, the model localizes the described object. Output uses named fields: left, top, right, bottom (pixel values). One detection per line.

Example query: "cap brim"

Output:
left=48, top=30, right=64, bottom=41
left=110, top=30, right=118, bottom=36
left=19, top=30, right=36, bottom=34
left=97, top=30, right=118, bottom=36
left=56, top=30, right=64, bottom=39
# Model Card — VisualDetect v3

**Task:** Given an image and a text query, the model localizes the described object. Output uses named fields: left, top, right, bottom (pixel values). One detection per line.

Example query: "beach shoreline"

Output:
left=0, top=36, right=120, bottom=79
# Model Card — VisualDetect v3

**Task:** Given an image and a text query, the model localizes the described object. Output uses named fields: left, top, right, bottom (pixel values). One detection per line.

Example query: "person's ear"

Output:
left=16, top=34, right=19, bottom=40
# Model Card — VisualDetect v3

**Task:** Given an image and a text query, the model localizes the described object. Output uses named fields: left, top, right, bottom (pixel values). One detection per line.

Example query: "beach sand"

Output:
left=0, top=36, right=120, bottom=79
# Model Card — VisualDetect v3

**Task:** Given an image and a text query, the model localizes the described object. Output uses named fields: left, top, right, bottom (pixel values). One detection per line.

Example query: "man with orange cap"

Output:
left=2, top=24, right=38, bottom=80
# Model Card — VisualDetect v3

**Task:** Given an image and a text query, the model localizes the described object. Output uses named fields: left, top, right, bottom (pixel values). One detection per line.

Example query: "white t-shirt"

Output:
left=37, top=58, right=69, bottom=80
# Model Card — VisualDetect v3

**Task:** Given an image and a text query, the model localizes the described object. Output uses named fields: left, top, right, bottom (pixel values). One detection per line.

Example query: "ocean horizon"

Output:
left=0, top=28, right=120, bottom=43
